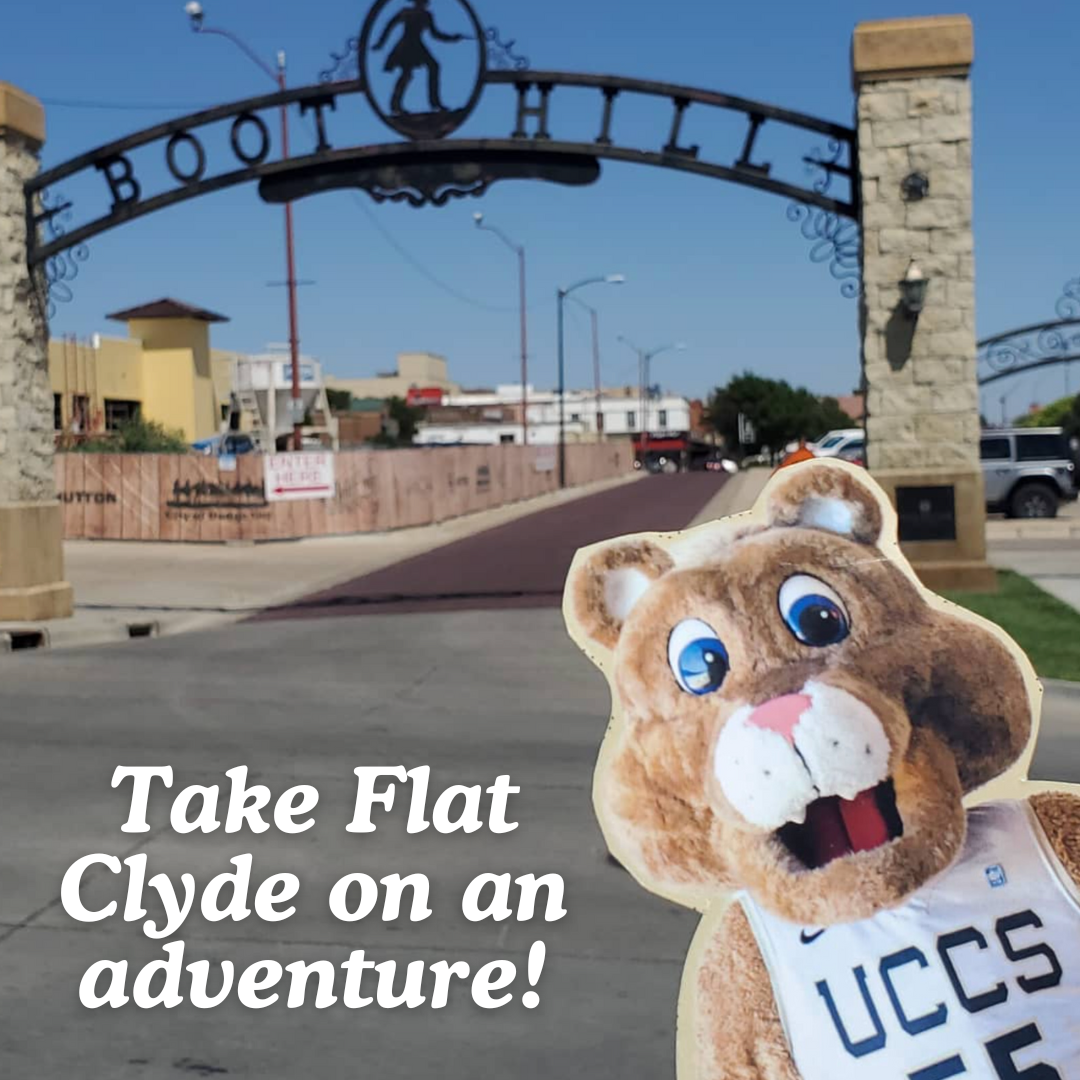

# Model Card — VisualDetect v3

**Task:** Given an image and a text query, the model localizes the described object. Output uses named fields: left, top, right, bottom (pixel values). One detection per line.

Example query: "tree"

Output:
left=1016, top=393, right=1080, bottom=434
left=705, top=373, right=855, bottom=455
left=368, top=396, right=424, bottom=448
left=326, top=388, right=354, bottom=412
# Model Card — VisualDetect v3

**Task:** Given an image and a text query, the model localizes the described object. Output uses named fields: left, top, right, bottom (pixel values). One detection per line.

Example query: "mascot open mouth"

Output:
left=776, top=780, right=903, bottom=870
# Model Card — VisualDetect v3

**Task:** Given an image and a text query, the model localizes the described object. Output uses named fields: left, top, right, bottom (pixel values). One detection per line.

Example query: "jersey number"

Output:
left=909, top=1023, right=1061, bottom=1080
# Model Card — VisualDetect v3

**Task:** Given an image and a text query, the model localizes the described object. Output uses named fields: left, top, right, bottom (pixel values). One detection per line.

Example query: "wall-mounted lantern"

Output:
left=900, top=259, right=929, bottom=318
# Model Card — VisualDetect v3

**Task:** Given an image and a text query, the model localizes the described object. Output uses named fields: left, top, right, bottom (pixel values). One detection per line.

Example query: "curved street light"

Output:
left=557, top=275, right=625, bottom=487
left=473, top=213, right=528, bottom=445
left=569, top=295, right=605, bottom=443
left=184, top=2, right=304, bottom=450
left=617, top=337, right=686, bottom=456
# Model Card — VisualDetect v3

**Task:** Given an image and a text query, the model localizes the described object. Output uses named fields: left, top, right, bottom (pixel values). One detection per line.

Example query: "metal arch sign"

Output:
left=976, top=276, right=1080, bottom=387
left=358, top=0, right=487, bottom=141
left=24, top=0, right=861, bottom=314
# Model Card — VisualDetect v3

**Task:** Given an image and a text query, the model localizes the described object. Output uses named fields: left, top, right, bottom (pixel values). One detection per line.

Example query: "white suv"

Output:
left=813, top=428, right=865, bottom=459
left=980, top=427, right=1078, bottom=518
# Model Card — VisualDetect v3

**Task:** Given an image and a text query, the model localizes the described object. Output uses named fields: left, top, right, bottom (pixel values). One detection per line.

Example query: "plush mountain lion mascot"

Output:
left=563, top=458, right=1080, bottom=1080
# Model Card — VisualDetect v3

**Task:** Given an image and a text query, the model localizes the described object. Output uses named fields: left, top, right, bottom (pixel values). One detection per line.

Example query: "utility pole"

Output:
left=185, top=3, right=304, bottom=451
left=278, top=56, right=303, bottom=452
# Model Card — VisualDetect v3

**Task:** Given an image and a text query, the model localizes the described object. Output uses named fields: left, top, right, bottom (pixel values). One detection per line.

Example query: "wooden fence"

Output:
left=55, top=443, right=631, bottom=542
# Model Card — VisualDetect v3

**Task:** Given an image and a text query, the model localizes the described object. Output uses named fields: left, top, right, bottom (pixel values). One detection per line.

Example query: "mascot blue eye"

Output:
left=668, top=618, right=729, bottom=695
left=778, top=574, right=850, bottom=647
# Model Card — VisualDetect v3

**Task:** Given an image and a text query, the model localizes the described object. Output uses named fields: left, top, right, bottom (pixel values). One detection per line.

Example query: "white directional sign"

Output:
left=264, top=452, right=336, bottom=502
left=534, top=446, right=557, bottom=473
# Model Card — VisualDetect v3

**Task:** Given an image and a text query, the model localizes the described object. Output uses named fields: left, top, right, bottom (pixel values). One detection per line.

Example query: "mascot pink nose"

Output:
left=746, top=694, right=812, bottom=745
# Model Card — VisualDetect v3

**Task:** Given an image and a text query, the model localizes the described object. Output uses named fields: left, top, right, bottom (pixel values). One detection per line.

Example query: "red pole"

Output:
left=518, top=245, right=528, bottom=446
left=278, top=68, right=303, bottom=452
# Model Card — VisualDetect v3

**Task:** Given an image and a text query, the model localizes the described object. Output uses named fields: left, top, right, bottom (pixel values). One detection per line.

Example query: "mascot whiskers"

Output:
left=563, top=458, right=1080, bottom=1080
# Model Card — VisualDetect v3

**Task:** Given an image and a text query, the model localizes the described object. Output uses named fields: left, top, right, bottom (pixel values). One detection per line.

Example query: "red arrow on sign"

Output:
left=273, top=486, right=332, bottom=495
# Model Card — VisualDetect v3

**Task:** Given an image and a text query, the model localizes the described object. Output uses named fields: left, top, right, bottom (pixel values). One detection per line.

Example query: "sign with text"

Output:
left=533, top=447, right=556, bottom=473
left=264, top=452, right=336, bottom=502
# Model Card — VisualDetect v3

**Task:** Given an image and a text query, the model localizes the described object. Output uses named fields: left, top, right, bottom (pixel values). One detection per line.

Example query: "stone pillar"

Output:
left=0, top=82, right=73, bottom=619
left=854, top=15, right=995, bottom=592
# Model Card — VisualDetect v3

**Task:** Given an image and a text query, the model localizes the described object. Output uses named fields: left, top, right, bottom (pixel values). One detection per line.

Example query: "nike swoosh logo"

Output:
left=800, top=929, right=826, bottom=944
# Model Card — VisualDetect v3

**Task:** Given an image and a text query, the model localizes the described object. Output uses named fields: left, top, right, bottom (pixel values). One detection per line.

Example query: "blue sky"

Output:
left=4, top=0, right=1078, bottom=411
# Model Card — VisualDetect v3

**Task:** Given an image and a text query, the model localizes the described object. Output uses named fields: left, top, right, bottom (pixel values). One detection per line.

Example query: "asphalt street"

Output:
left=0, top=609, right=705, bottom=1079
left=1, top=471, right=1077, bottom=1080
left=0, top=473, right=729, bottom=1080
left=255, top=472, right=727, bottom=619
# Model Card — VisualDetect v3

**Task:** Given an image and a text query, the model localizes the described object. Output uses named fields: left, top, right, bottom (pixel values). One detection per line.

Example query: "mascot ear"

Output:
left=765, top=459, right=889, bottom=545
left=565, top=538, right=674, bottom=651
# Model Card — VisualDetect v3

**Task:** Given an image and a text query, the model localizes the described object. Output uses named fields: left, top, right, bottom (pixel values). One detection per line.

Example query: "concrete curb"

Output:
left=689, top=469, right=771, bottom=526
left=987, top=523, right=1080, bottom=541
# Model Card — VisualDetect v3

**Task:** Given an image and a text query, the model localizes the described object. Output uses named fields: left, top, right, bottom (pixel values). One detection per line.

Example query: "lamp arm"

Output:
left=564, top=275, right=606, bottom=297
left=195, top=24, right=281, bottom=85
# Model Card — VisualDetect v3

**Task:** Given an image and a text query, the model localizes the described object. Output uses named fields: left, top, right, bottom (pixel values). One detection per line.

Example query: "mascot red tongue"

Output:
left=805, top=789, right=890, bottom=869
left=563, top=458, right=1080, bottom=1080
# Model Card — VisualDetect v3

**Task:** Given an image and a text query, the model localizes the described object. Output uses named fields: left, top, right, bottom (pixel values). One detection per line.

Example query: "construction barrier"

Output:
left=55, top=444, right=632, bottom=542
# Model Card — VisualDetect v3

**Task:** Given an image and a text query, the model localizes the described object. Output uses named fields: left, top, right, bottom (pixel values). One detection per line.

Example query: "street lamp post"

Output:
left=185, top=1, right=304, bottom=451
left=617, top=335, right=645, bottom=456
left=618, top=337, right=686, bottom=461
left=570, top=296, right=604, bottom=443
left=641, top=343, right=686, bottom=443
left=557, top=275, right=625, bottom=487
left=473, top=213, right=528, bottom=445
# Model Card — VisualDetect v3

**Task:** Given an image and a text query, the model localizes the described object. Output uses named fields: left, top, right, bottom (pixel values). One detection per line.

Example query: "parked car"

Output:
left=811, top=428, right=863, bottom=456
left=816, top=431, right=864, bottom=461
left=834, top=441, right=866, bottom=467
left=192, top=433, right=257, bottom=457
left=740, top=452, right=772, bottom=469
left=704, top=457, right=739, bottom=474
left=980, top=427, right=1077, bottom=518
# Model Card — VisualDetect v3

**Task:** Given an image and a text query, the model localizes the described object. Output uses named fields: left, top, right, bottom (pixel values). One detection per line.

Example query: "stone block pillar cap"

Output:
left=853, top=14, right=973, bottom=86
left=0, top=81, right=45, bottom=145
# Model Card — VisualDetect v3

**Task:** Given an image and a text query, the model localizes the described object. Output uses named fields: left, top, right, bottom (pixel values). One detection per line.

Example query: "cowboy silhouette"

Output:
left=374, top=0, right=466, bottom=116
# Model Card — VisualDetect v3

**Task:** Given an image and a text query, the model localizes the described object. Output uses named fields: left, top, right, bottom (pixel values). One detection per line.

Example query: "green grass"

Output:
left=943, top=570, right=1080, bottom=682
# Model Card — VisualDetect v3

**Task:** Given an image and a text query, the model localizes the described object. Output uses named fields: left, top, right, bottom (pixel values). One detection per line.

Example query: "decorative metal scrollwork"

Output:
left=786, top=138, right=860, bottom=298
left=982, top=328, right=1080, bottom=375
left=35, top=189, right=90, bottom=320
left=804, top=137, right=846, bottom=195
left=319, top=22, right=526, bottom=83
left=363, top=176, right=492, bottom=207
left=483, top=27, right=529, bottom=71
left=319, top=35, right=361, bottom=83
left=786, top=205, right=861, bottom=299
left=977, top=276, right=1080, bottom=386
left=1056, top=277, right=1080, bottom=320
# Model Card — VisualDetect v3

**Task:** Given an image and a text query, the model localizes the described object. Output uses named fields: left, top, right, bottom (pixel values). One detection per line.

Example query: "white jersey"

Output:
left=740, top=800, right=1080, bottom=1079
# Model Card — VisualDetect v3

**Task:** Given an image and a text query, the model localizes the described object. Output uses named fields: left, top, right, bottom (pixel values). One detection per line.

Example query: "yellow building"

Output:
left=325, top=351, right=461, bottom=402
left=49, top=298, right=230, bottom=443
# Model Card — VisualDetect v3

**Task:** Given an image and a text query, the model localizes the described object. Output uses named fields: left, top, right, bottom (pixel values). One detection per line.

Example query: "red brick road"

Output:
left=254, top=473, right=725, bottom=620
